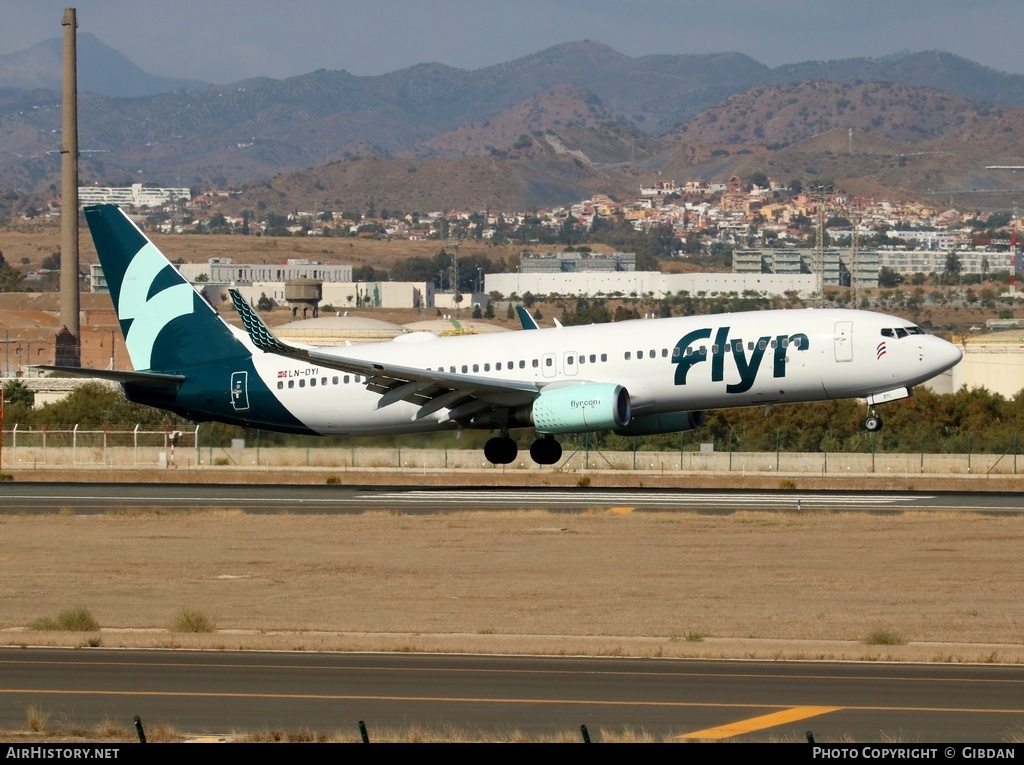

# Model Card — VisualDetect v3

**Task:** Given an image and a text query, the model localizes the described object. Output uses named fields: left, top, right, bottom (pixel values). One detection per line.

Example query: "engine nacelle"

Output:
left=532, top=383, right=631, bottom=435
left=614, top=410, right=706, bottom=436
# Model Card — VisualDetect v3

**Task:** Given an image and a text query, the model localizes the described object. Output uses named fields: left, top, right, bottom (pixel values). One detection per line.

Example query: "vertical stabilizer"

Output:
left=85, top=204, right=249, bottom=371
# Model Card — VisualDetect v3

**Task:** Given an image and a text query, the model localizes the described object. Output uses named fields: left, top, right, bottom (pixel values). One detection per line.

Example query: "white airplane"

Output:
left=48, top=204, right=963, bottom=465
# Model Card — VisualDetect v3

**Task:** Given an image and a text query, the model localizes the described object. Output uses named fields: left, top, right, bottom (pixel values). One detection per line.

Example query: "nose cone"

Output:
left=929, top=336, right=963, bottom=374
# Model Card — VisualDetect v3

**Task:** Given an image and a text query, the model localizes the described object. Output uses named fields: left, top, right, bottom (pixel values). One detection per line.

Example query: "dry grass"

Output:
left=24, top=705, right=50, bottom=732
left=169, top=608, right=216, bottom=633
left=28, top=607, right=100, bottom=632
left=1, top=510, right=1024, bottom=662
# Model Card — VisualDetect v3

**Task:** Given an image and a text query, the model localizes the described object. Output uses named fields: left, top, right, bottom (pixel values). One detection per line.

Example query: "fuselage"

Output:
left=175, top=307, right=962, bottom=437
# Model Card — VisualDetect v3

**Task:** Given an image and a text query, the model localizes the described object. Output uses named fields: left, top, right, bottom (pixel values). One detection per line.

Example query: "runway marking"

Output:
left=609, top=506, right=634, bottom=514
left=4, top=658, right=1024, bottom=688
left=678, top=706, right=840, bottom=740
left=2, top=689, right=1023, bottom=716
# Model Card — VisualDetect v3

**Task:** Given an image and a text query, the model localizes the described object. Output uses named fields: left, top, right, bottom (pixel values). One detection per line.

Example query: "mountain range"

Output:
left=1, top=36, right=1023, bottom=211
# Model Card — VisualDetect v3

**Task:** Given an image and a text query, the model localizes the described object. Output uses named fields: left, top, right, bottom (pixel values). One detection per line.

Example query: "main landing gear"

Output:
left=484, top=433, right=563, bottom=465
left=863, top=408, right=883, bottom=432
left=529, top=435, right=562, bottom=465
left=484, top=434, right=518, bottom=465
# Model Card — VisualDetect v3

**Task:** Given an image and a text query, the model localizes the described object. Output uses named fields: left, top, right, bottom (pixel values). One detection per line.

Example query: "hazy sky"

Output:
left=3, top=0, right=1023, bottom=83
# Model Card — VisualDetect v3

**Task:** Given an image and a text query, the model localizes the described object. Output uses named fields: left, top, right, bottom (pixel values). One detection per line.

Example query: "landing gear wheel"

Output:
left=530, top=436, right=563, bottom=465
left=864, top=414, right=883, bottom=432
left=484, top=436, right=518, bottom=465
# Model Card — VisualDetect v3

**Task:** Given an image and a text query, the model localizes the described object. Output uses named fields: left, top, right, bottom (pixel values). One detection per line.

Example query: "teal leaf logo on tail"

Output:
left=119, top=241, right=194, bottom=370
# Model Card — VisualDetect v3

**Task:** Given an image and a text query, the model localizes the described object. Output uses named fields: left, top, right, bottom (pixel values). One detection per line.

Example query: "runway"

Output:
left=2, top=484, right=1022, bottom=742
left=1, top=649, right=1023, bottom=742
left=1, top=483, right=1023, bottom=514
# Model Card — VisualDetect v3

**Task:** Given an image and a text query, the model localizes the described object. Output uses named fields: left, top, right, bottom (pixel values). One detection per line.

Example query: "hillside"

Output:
left=4, top=40, right=1024, bottom=209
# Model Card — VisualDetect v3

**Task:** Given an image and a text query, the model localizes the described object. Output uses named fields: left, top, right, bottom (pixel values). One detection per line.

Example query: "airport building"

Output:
left=78, top=184, right=191, bottom=208
left=732, top=249, right=880, bottom=289
left=486, top=271, right=817, bottom=299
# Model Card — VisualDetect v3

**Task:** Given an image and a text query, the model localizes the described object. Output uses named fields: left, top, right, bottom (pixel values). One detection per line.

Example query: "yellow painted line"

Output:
left=609, top=506, right=635, bottom=514
left=679, top=706, right=841, bottom=740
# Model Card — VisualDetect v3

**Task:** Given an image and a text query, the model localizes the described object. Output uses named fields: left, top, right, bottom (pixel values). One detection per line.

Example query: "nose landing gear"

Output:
left=863, top=409, right=883, bottom=432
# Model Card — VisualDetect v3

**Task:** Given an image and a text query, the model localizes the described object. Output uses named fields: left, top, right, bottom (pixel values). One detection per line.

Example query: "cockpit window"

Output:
left=882, top=325, right=925, bottom=338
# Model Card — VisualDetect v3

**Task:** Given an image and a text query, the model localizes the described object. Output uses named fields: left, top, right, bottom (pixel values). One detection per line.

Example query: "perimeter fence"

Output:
left=0, top=424, right=1021, bottom=476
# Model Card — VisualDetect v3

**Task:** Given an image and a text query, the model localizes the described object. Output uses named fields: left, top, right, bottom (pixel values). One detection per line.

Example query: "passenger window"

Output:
left=758, top=340, right=767, bottom=351
left=637, top=350, right=644, bottom=359
left=567, top=356, right=574, bottom=365
left=578, top=356, right=585, bottom=365
left=310, top=378, right=316, bottom=387
left=299, top=379, right=305, bottom=388
left=484, top=363, right=490, bottom=372
left=472, top=364, right=479, bottom=373
left=770, top=339, right=777, bottom=348
left=601, top=354, right=607, bottom=362
left=781, top=339, right=789, bottom=348
left=792, top=337, right=801, bottom=348
left=532, top=359, right=539, bottom=368
left=699, top=346, right=707, bottom=356
left=496, top=362, right=502, bottom=371
left=711, top=345, right=719, bottom=354
left=625, top=352, right=632, bottom=360
left=590, top=354, right=597, bottom=363
left=332, top=376, right=339, bottom=385
left=519, top=360, right=526, bottom=369
left=288, top=380, right=294, bottom=389
left=662, top=348, right=668, bottom=358
left=277, top=381, right=283, bottom=390
left=344, top=375, right=350, bottom=383
left=462, top=365, right=468, bottom=373
left=672, top=347, right=680, bottom=359
left=545, top=357, right=552, bottom=367
left=650, top=349, right=656, bottom=358
left=322, top=377, right=327, bottom=386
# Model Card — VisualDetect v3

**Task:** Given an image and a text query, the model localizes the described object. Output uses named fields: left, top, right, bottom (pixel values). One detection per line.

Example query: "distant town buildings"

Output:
left=78, top=183, right=191, bottom=208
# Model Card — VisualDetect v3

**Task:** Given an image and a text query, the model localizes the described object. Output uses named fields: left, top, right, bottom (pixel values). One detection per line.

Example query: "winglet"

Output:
left=516, top=305, right=539, bottom=330
left=228, top=289, right=292, bottom=354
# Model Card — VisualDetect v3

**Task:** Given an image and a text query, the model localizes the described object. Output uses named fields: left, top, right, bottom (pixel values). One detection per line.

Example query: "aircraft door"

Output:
left=834, top=321, right=853, bottom=362
left=541, top=352, right=557, bottom=379
left=230, top=371, right=250, bottom=411
left=562, top=351, right=578, bottom=377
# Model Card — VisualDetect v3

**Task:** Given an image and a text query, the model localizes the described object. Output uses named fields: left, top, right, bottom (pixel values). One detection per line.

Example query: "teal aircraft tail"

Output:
left=85, top=204, right=249, bottom=372
left=68, top=205, right=309, bottom=432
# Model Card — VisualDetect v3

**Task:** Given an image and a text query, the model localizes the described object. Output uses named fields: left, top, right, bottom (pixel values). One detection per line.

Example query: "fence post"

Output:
left=72, top=423, right=78, bottom=465
left=776, top=430, right=780, bottom=472
left=968, top=431, right=972, bottom=474
left=134, top=424, right=139, bottom=466
left=920, top=434, right=925, bottom=473
left=43, top=424, right=47, bottom=465
left=1014, top=432, right=1018, bottom=475
left=823, top=429, right=828, bottom=474
left=871, top=430, right=876, bottom=473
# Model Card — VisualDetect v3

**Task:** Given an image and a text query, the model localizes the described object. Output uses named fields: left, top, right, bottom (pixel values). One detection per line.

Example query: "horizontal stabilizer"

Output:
left=33, top=366, right=186, bottom=388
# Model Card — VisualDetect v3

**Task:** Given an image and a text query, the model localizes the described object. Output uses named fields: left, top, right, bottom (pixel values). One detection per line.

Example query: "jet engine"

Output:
left=530, top=383, right=631, bottom=434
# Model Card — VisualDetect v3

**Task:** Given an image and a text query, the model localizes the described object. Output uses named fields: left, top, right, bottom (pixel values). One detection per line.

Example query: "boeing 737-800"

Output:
left=44, top=204, right=963, bottom=465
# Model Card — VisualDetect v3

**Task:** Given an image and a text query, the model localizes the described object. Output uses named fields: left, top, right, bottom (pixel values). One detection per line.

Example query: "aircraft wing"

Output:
left=229, top=290, right=540, bottom=420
